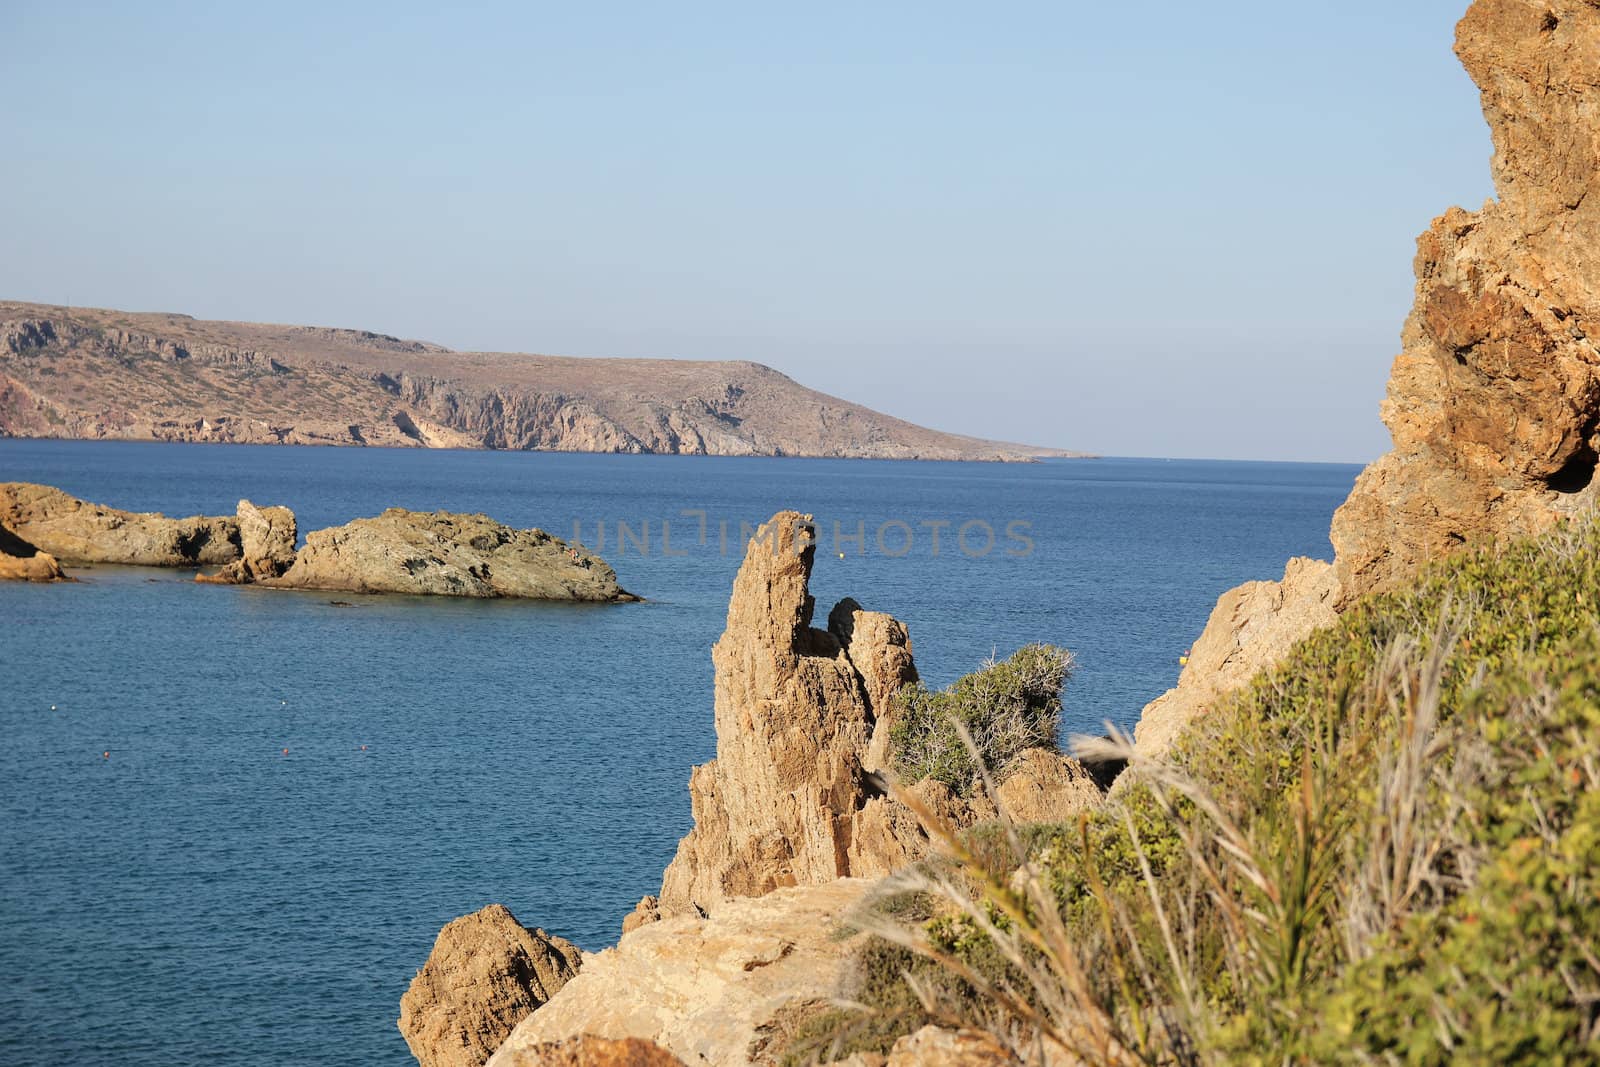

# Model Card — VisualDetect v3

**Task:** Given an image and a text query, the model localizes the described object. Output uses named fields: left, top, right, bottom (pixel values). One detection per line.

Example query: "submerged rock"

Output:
left=0, top=481, right=242, bottom=566
left=0, top=524, right=68, bottom=581
left=398, top=904, right=582, bottom=1067
left=258, top=509, right=634, bottom=601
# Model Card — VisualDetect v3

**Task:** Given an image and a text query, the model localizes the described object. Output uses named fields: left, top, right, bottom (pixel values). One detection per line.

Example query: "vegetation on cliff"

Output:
left=810, top=516, right=1600, bottom=1065
left=888, top=643, right=1075, bottom=796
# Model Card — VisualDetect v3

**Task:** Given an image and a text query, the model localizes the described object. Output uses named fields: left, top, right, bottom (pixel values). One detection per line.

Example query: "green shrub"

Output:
left=889, top=643, right=1074, bottom=795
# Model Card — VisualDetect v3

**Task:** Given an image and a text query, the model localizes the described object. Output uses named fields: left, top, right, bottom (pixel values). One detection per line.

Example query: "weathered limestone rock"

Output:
left=1331, top=0, right=1600, bottom=599
left=196, top=500, right=299, bottom=584
left=992, top=747, right=1104, bottom=824
left=398, top=904, right=582, bottom=1067
left=487, top=880, right=870, bottom=1067
left=620, top=897, right=661, bottom=938
left=261, top=509, right=634, bottom=601
left=0, top=524, right=67, bottom=581
left=656, top=512, right=939, bottom=915
left=829, top=598, right=919, bottom=772
left=1133, top=558, right=1339, bottom=760
left=0, top=482, right=241, bottom=566
left=491, top=1036, right=684, bottom=1067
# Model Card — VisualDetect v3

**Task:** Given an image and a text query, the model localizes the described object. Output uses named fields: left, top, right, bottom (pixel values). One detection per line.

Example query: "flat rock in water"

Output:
left=262, top=508, right=635, bottom=602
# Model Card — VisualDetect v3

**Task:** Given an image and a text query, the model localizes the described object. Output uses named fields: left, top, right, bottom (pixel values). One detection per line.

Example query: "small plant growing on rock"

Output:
left=889, top=643, right=1075, bottom=795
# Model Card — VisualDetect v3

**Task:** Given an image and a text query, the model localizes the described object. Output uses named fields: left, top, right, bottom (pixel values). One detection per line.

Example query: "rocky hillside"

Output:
left=0, top=302, right=1073, bottom=461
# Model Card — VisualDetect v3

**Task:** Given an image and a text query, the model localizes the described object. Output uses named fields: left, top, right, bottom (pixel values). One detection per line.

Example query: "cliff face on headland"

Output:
left=0, top=303, right=1074, bottom=461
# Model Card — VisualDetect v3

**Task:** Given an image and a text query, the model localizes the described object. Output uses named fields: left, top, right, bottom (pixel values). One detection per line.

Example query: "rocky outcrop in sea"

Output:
left=0, top=481, right=242, bottom=567
left=249, top=509, right=633, bottom=602
left=0, top=482, right=633, bottom=603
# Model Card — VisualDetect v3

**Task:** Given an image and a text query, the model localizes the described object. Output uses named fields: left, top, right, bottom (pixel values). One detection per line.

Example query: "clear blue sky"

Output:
left=1, top=1, right=1491, bottom=462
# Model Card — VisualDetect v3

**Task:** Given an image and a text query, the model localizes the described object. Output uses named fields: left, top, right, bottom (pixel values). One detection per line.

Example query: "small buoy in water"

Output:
left=102, top=751, right=109, bottom=759
left=50, top=705, right=57, bottom=711
left=282, top=747, right=289, bottom=756
left=281, top=700, right=286, bottom=705
left=838, top=552, right=845, bottom=560
left=359, top=745, right=367, bottom=751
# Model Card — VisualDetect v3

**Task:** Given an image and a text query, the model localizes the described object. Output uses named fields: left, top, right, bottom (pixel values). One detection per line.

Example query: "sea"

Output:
left=0, top=439, right=1360, bottom=1066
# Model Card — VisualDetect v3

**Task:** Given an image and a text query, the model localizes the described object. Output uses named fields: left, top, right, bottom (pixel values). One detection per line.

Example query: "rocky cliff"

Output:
left=1136, top=0, right=1600, bottom=758
left=1331, top=0, right=1600, bottom=598
left=0, top=303, right=1076, bottom=461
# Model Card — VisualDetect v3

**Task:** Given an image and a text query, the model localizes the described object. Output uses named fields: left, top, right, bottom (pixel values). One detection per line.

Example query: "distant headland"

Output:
left=0, top=301, right=1081, bottom=462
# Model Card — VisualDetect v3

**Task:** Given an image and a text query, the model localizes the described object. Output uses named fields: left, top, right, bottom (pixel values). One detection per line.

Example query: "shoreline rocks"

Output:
left=0, top=481, right=635, bottom=603
left=0, top=523, right=68, bottom=581
left=0, top=481, right=241, bottom=566
left=195, top=500, right=298, bottom=584
left=399, top=905, right=583, bottom=1067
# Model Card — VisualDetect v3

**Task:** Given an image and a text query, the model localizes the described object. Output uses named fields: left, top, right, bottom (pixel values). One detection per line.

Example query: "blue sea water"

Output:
left=0, top=440, right=1359, bottom=1066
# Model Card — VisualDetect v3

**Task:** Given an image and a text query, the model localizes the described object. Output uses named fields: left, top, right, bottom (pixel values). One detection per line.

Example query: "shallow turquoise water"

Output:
left=0, top=440, right=1358, bottom=1065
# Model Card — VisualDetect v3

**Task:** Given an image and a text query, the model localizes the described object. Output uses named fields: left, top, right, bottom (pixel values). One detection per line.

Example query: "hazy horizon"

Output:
left=2, top=1, right=1492, bottom=464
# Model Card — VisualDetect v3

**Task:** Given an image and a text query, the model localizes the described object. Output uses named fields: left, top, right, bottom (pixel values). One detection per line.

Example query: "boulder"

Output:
left=260, top=509, right=634, bottom=601
left=398, top=904, right=582, bottom=1067
left=1331, top=0, right=1600, bottom=599
left=0, top=524, right=67, bottom=581
left=1133, top=558, right=1339, bottom=760
left=991, top=747, right=1104, bottom=824
left=0, top=481, right=241, bottom=566
left=487, top=880, right=870, bottom=1067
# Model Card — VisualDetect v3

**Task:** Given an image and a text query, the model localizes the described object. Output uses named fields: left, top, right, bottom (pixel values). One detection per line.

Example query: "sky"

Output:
left=1, top=1, right=1493, bottom=463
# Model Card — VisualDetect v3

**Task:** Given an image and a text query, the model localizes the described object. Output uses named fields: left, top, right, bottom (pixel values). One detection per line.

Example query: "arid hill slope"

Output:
left=0, top=302, right=1074, bottom=460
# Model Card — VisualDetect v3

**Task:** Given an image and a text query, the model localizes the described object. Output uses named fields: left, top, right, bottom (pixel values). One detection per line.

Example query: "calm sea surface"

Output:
left=0, top=440, right=1359, bottom=1065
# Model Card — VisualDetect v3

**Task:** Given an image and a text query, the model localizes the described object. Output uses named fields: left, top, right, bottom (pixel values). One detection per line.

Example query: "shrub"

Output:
left=888, top=643, right=1074, bottom=795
